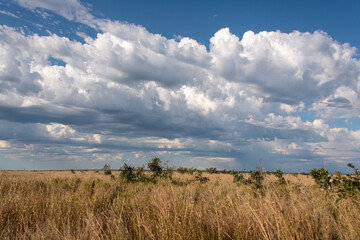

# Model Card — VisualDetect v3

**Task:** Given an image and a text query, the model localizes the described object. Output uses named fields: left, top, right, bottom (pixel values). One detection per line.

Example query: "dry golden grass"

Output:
left=0, top=171, right=359, bottom=239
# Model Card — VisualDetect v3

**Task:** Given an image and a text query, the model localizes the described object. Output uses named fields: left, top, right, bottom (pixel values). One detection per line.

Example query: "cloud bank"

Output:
left=0, top=0, right=359, bottom=171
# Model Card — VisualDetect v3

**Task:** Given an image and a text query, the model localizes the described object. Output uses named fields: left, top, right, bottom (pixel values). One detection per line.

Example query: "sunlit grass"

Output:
left=0, top=171, right=359, bottom=239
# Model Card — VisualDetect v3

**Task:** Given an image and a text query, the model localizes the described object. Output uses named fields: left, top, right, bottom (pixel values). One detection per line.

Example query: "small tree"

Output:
left=273, top=169, right=286, bottom=185
left=250, top=168, right=265, bottom=189
left=333, top=163, right=360, bottom=202
left=206, top=167, right=218, bottom=174
left=310, top=168, right=330, bottom=189
left=195, top=170, right=209, bottom=183
left=233, top=172, right=245, bottom=183
left=177, top=167, right=188, bottom=174
left=347, top=163, right=359, bottom=175
left=148, top=157, right=163, bottom=178
left=103, top=164, right=112, bottom=175
left=187, top=167, right=197, bottom=175
left=120, top=163, right=136, bottom=182
left=147, top=157, right=173, bottom=180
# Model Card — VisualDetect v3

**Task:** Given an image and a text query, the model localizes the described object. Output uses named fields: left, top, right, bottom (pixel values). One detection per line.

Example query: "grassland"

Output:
left=1, top=170, right=359, bottom=239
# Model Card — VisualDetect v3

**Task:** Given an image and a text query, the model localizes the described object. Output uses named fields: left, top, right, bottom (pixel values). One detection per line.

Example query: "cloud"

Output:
left=15, top=0, right=94, bottom=24
left=0, top=140, right=10, bottom=148
left=210, top=28, right=359, bottom=105
left=1, top=1, right=360, bottom=170
left=0, top=10, right=20, bottom=19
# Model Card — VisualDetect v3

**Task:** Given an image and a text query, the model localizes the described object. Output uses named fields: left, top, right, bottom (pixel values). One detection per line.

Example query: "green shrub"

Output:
left=135, top=166, right=148, bottom=182
left=148, top=157, right=163, bottom=178
left=333, top=164, right=360, bottom=202
left=249, top=169, right=265, bottom=189
left=177, top=167, right=188, bottom=174
left=162, top=165, right=173, bottom=180
left=187, top=167, right=197, bottom=175
left=103, top=164, right=112, bottom=175
left=347, top=163, right=359, bottom=175
left=120, top=163, right=136, bottom=182
left=206, top=167, right=218, bottom=174
left=273, top=169, right=286, bottom=185
left=194, top=171, right=209, bottom=183
left=233, top=172, right=245, bottom=183
left=309, top=168, right=330, bottom=189
left=147, top=157, right=173, bottom=180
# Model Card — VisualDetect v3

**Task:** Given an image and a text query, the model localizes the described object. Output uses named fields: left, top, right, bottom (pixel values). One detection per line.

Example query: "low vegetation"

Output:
left=0, top=159, right=359, bottom=239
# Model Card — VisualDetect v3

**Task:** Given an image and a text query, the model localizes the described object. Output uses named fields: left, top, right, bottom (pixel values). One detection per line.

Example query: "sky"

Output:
left=0, top=0, right=359, bottom=172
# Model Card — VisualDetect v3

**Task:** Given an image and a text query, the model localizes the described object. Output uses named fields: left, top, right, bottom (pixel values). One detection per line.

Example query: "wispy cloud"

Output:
left=0, top=10, right=19, bottom=19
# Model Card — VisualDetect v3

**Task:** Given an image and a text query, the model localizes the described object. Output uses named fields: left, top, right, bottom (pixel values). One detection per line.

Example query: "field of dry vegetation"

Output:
left=1, top=168, right=359, bottom=239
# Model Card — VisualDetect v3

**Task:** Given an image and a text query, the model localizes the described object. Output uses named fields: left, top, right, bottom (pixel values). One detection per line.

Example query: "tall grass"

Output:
left=0, top=171, right=359, bottom=239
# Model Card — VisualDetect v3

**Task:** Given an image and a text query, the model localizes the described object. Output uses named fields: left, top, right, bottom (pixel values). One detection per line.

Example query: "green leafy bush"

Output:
left=187, top=167, right=197, bottom=175
left=233, top=172, right=245, bottom=183
left=103, top=164, right=112, bottom=175
left=120, top=163, right=136, bottom=182
left=177, top=167, right=188, bottom=174
left=309, top=168, right=330, bottom=189
left=333, top=164, right=360, bottom=202
left=250, top=169, right=265, bottom=189
left=194, top=171, right=209, bottom=183
left=233, top=169, right=264, bottom=188
left=148, top=157, right=163, bottom=178
left=148, top=157, right=173, bottom=180
left=273, top=169, right=286, bottom=185
left=206, top=167, right=218, bottom=174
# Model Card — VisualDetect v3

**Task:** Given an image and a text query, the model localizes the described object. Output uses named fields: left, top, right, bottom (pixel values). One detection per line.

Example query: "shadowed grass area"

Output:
left=0, top=171, right=359, bottom=239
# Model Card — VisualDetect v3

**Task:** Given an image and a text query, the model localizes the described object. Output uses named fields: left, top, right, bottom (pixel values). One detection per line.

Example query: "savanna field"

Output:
left=1, top=160, right=360, bottom=240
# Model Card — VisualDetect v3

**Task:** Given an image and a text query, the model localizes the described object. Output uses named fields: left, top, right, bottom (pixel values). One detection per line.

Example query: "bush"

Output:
left=273, top=169, right=286, bottom=185
left=148, top=157, right=173, bottom=180
left=103, top=164, right=112, bottom=175
left=187, top=167, right=197, bottom=175
left=120, top=163, right=136, bottom=182
left=162, top=165, right=173, bottom=180
left=309, top=168, right=330, bottom=189
left=135, top=166, right=148, bottom=182
left=249, top=169, right=265, bottom=189
left=177, top=167, right=188, bottom=174
left=347, top=163, right=359, bottom=175
left=206, top=167, right=218, bottom=174
left=233, top=172, right=245, bottom=183
left=148, top=157, right=163, bottom=178
left=119, top=158, right=173, bottom=183
left=194, top=171, right=209, bottom=183
left=333, top=163, right=360, bottom=202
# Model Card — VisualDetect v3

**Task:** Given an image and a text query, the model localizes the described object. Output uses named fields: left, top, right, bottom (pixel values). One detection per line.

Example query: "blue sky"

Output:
left=87, top=0, right=360, bottom=49
left=0, top=0, right=359, bottom=172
